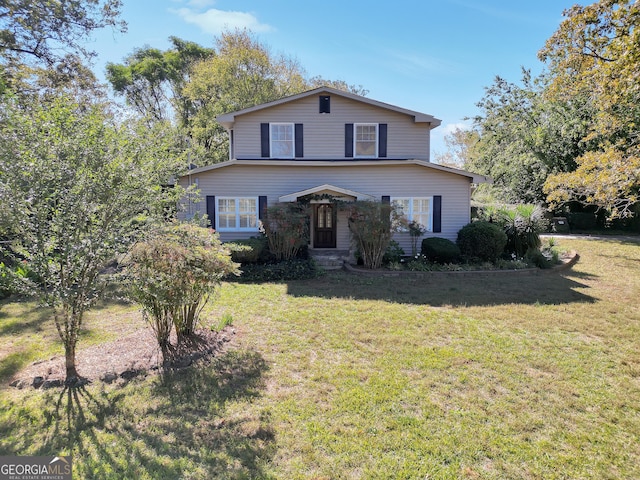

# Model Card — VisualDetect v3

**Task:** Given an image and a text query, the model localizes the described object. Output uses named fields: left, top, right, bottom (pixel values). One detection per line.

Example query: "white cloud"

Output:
left=442, top=122, right=470, bottom=135
left=186, top=0, right=216, bottom=8
left=173, top=7, right=274, bottom=35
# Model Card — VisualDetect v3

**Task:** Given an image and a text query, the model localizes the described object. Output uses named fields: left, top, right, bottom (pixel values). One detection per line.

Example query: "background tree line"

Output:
left=439, top=0, right=640, bottom=224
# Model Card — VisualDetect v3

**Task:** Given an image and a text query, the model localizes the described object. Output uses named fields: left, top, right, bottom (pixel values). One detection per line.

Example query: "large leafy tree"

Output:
left=0, top=92, right=184, bottom=384
left=541, top=0, right=640, bottom=218
left=0, top=0, right=125, bottom=65
left=106, top=37, right=214, bottom=125
left=467, top=70, right=593, bottom=204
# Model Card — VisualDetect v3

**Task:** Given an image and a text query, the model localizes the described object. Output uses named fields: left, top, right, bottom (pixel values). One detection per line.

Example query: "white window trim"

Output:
left=270, top=122, right=295, bottom=159
left=392, top=197, right=434, bottom=232
left=216, top=196, right=260, bottom=232
left=354, top=123, right=378, bottom=158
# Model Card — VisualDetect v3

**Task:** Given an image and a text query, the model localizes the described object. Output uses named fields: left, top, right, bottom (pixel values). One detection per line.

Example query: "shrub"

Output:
left=347, top=200, right=403, bottom=269
left=421, top=237, right=461, bottom=264
left=261, top=203, right=309, bottom=261
left=125, top=223, right=239, bottom=360
left=232, top=258, right=323, bottom=282
left=382, top=240, right=405, bottom=265
left=497, top=204, right=547, bottom=257
left=228, top=236, right=268, bottom=264
left=456, top=221, right=507, bottom=262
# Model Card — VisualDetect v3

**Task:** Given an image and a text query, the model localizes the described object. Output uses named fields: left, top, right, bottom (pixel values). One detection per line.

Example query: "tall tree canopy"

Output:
left=0, top=0, right=125, bottom=65
left=467, top=70, right=593, bottom=204
left=106, top=36, right=214, bottom=124
left=540, top=0, right=640, bottom=218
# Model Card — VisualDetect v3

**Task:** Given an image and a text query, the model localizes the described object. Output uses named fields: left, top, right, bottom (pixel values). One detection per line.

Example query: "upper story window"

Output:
left=261, top=122, right=303, bottom=158
left=355, top=123, right=378, bottom=158
left=270, top=123, right=294, bottom=158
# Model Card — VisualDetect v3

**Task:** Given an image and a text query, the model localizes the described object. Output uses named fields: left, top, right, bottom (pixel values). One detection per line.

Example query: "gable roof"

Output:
left=183, top=159, right=489, bottom=184
left=216, top=86, right=442, bottom=130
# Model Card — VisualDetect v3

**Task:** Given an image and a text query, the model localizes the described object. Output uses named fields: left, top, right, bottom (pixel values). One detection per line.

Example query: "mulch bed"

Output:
left=10, top=326, right=236, bottom=390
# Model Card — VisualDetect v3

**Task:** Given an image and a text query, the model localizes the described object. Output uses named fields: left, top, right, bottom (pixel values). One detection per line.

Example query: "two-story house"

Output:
left=180, top=86, right=487, bottom=259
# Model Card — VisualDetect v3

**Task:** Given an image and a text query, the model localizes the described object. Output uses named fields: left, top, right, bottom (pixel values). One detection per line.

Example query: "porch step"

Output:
left=309, top=250, right=349, bottom=270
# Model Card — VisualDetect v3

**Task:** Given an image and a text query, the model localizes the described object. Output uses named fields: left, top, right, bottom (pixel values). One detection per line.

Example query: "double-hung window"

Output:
left=216, top=197, right=258, bottom=231
left=270, top=123, right=294, bottom=158
left=392, top=197, right=433, bottom=232
left=354, top=123, right=378, bottom=158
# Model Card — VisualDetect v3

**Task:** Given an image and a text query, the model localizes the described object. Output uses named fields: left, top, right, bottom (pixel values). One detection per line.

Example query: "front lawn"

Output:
left=1, top=238, right=639, bottom=479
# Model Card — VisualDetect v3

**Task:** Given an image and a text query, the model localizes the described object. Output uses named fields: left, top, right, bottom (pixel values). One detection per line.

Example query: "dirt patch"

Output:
left=10, top=326, right=237, bottom=389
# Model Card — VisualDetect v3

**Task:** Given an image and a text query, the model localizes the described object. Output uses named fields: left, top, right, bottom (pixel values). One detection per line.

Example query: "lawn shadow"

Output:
left=287, top=270, right=596, bottom=307
left=3, top=349, right=273, bottom=479
left=0, top=300, right=51, bottom=336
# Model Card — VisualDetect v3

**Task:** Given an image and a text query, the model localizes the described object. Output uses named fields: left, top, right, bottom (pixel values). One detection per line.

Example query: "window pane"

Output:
left=413, top=198, right=430, bottom=213
left=355, top=124, right=377, bottom=157
left=219, top=214, right=236, bottom=228
left=271, top=124, right=294, bottom=157
left=219, top=198, right=235, bottom=213
left=239, top=198, right=256, bottom=212
left=239, top=214, right=257, bottom=228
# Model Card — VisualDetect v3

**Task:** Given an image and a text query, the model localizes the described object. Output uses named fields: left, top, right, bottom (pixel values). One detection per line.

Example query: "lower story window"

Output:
left=217, top=197, right=258, bottom=231
left=392, top=197, right=433, bottom=232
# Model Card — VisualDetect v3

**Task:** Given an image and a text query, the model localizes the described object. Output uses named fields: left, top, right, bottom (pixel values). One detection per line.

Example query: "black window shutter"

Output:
left=433, top=195, right=442, bottom=233
left=345, top=123, right=354, bottom=157
left=260, top=123, right=270, bottom=157
left=258, top=196, right=268, bottom=221
left=206, top=195, right=216, bottom=229
left=381, top=195, right=391, bottom=230
left=378, top=123, right=387, bottom=158
left=295, top=124, right=304, bottom=158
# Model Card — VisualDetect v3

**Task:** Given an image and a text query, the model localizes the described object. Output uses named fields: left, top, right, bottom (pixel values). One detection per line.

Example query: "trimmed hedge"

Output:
left=456, top=221, right=507, bottom=262
left=231, top=258, right=323, bottom=283
left=421, top=237, right=461, bottom=263
left=227, top=237, right=269, bottom=264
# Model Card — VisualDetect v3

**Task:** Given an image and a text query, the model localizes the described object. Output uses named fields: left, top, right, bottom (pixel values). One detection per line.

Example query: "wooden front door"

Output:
left=314, top=204, right=336, bottom=248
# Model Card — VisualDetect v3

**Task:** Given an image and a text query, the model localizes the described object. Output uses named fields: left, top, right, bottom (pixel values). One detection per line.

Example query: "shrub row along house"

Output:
left=179, top=86, right=488, bottom=261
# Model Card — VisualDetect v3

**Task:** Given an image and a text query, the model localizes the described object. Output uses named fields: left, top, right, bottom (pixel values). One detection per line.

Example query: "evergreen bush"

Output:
left=421, top=237, right=461, bottom=263
left=456, top=221, right=507, bottom=262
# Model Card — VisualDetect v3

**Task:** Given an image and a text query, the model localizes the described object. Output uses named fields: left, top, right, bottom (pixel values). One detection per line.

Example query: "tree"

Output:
left=0, top=93, right=184, bottom=384
left=433, top=127, right=479, bottom=169
left=106, top=37, right=214, bottom=125
left=183, top=28, right=308, bottom=162
left=540, top=0, right=640, bottom=218
left=468, top=70, right=593, bottom=204
left=307, top=76, right=369, bottom=96
left=0, top=0, right=125, bottom=65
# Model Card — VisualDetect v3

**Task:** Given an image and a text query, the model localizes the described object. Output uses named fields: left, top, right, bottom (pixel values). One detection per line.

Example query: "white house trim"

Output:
left=279, top=184, right=376, bottom=203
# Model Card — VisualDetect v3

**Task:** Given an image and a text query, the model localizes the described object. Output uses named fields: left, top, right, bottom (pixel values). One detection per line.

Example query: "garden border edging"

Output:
left=343, top=251, right=579, bottom=277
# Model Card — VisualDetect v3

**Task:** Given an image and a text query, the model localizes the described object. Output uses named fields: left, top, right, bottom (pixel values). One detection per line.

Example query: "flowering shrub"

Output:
left=261, top=203, right=309, bottom=261
left=347, top=201, right=403, bottom=269
left=125, top=223, right=239, bottom=360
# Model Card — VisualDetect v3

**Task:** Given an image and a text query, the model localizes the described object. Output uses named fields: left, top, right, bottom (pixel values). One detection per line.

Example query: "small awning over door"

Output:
left=278, top=184, right=375, bottom=203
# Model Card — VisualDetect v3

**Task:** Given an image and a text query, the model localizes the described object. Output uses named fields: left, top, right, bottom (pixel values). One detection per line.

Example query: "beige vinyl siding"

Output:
left=179, top=163, right=471, bottom=249
left=232, top=95, right=431, bottom=160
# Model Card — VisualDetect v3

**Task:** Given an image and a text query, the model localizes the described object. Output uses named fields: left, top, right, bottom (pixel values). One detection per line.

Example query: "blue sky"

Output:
left=89, top=0, right=580, bottom=155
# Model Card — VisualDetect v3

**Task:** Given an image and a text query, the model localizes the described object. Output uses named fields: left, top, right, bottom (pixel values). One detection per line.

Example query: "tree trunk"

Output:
left=64, top=339, right=79, bottom=384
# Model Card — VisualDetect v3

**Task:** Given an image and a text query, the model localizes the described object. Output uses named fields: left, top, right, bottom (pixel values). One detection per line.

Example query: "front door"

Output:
left=314, top=204, right=336, bottom=248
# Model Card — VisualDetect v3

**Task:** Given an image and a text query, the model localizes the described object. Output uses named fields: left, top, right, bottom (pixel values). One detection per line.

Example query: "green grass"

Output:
left=1, top=238, right=640, bottom=479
